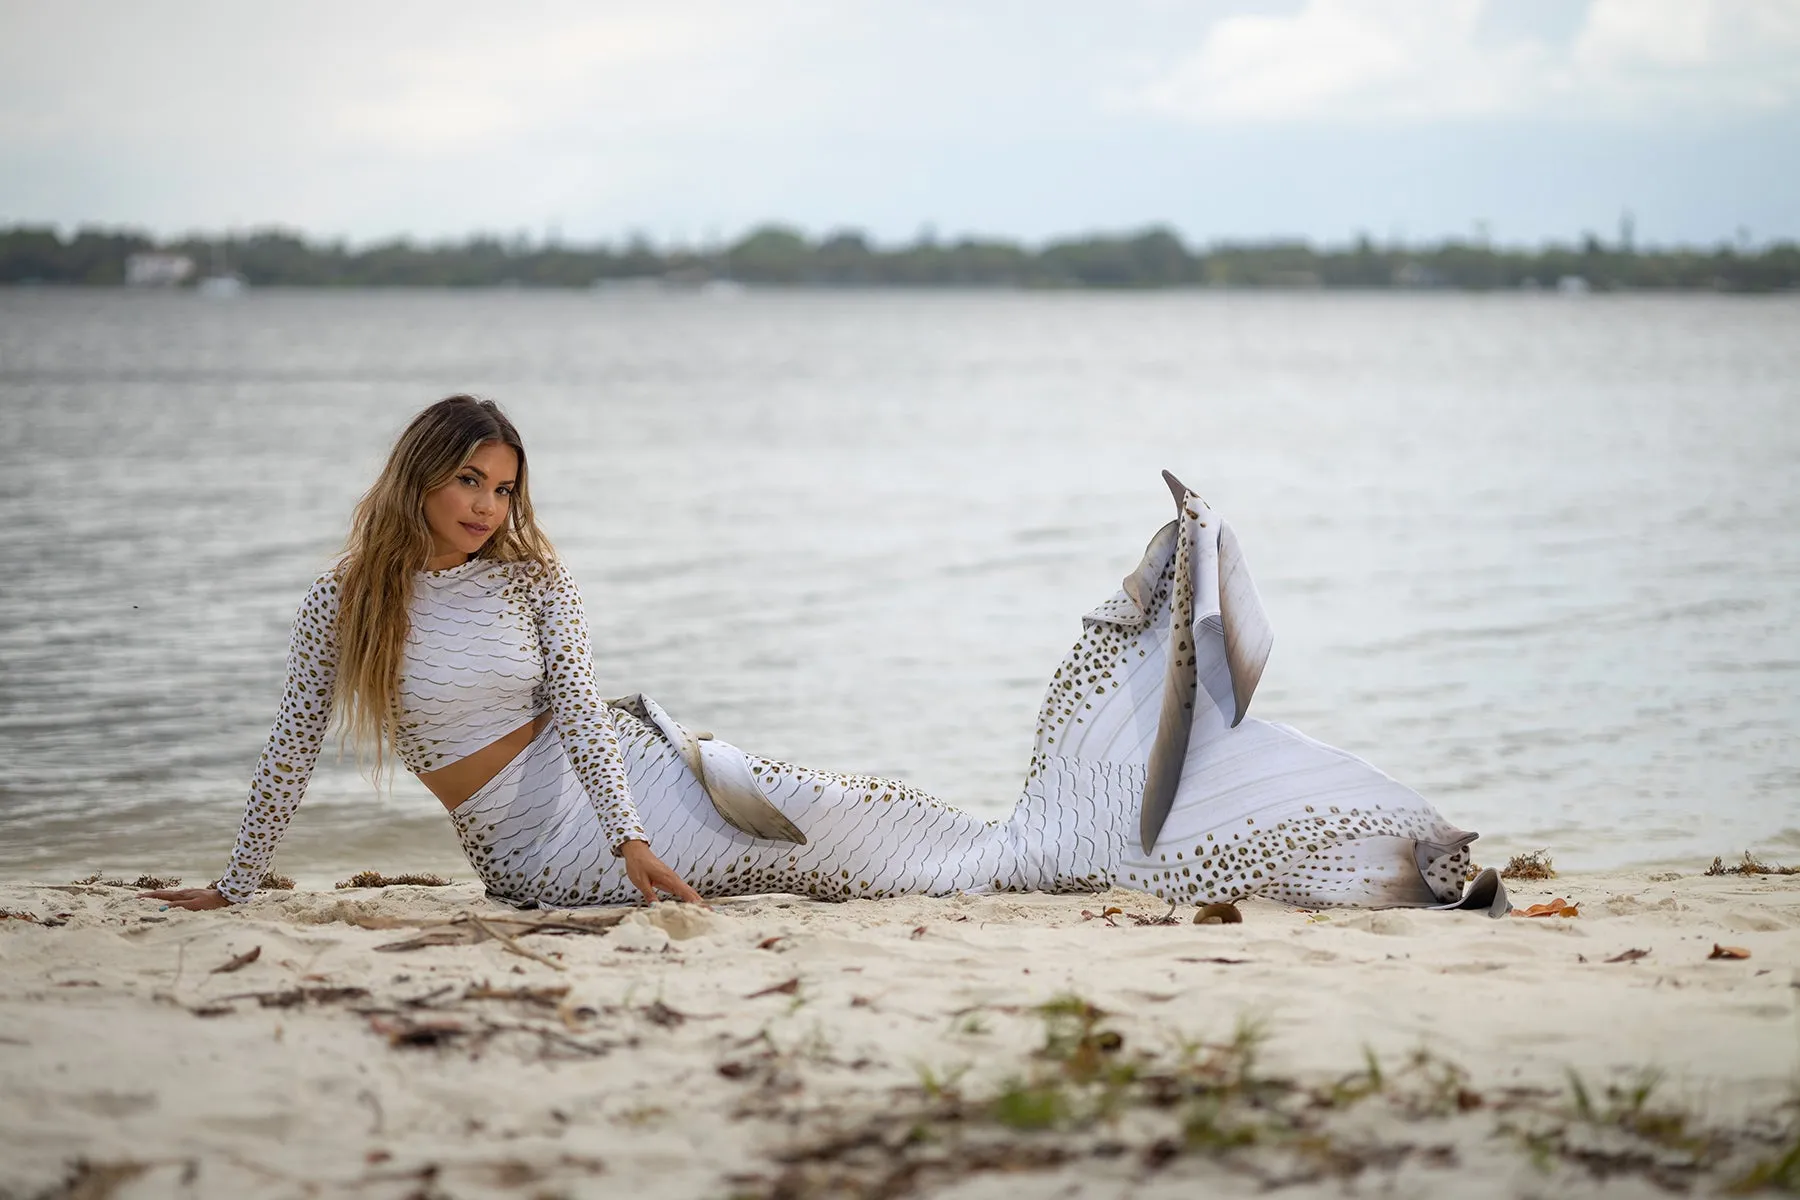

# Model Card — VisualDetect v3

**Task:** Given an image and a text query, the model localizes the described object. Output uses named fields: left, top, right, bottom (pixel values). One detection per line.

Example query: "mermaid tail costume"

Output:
left=218, top=475, right=1506, bottom=915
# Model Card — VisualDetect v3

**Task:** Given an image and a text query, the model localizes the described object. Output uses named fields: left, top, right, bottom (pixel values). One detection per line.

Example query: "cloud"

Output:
left=1133, top=0, right=1800, bottom=124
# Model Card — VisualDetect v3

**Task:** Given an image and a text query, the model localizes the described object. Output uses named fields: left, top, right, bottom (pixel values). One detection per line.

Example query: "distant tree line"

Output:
left=2, top=223, right=1797, bottom=292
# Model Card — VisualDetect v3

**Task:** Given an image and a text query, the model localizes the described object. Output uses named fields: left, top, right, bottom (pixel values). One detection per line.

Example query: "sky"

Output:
left=2, top=0, right=1797, bottom=249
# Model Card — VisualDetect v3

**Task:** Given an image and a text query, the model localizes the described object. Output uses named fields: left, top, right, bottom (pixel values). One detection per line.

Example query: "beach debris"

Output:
left=757, top=936, right=785, bottom=950
left=464, top=982, right=570, bottom=1007
left=1194, top=902, right=1243, bottom=925
left=641, top=1000, right=687, bottom=1028
left=1706, top=944, right=1751, bottom=960
left=36, top=1157, right=155, bottom=1200
left=393, top=985, right=456, bottom=1008
left=220, top=986, right=371, bottom=1009
left=0, top=908, right=39, bottom=922
left=363, top=1006, right=611, bottom=1059
left=1513, top=898, right=1579, bottom=919
left=336, top=870, right=453, bottom=889
left=258, top=872, right=296, bottom=890
left=209, top=946, right=262, bottom=974
left=1500, top=851, right=1556, bottom=881
left=1176, top=956, right=1252, bottom=965
left=737, top=996, right=1790, bottom=1200
left=371, top=928, right=470, bottom=950
left=1123, top=900, right=1181, bottom=926
left=1604, top=948, right=1651, bottom=963
left=1705, top=852, right=1800, bottom=877
left=467, top=914, right=564, bottom=971
left=1080, top=906, right=1124, bottom=926
left=72, top=873, right=181, bottom=889
left=369, top=910, right=627, bottom=962
left=746, top=977, right=801, bottom=999
left=368, top=1013, right=468, bottom=1048
left=910, top=925, right=928, bottom=939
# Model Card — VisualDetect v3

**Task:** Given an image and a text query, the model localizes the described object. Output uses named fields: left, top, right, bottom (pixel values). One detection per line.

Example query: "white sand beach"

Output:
left=1, top=868, right=1796, bottom=1199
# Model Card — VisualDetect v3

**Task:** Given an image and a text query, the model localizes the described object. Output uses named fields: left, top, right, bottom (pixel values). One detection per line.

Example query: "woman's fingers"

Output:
left=655, top=867, right=705, bottom=906
left=624, top=853, right=704, bottom=905
left=137, top=887, right=229, bottom=910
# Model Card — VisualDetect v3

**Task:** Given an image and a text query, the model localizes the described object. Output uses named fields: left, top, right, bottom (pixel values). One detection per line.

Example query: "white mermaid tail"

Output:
left=1033, top=473, right=1494, bottom=909
left=450, top=474, right=1502, bottom=912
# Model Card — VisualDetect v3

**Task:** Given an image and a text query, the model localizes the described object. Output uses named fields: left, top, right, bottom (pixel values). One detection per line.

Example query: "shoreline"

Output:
left=2, top=869, right=1796, bottom=1197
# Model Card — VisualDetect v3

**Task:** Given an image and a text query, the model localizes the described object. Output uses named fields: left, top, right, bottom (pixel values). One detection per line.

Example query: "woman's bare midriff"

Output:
left=416, top=710, right=554, bottom=812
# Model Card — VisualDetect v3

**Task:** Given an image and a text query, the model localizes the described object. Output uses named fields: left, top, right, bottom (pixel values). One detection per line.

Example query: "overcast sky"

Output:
left=3, top=0, right=1797, bottom=248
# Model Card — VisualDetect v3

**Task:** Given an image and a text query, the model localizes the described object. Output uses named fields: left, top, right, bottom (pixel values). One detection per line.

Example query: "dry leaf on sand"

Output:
left=1707, top=944, right=1751, bottom=960
left=1514, top=898, right=1579, bottom=919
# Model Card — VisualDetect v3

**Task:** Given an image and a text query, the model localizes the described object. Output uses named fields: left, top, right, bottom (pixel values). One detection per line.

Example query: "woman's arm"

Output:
left=529, top=557, right=648, bottom=848
left=529, top=559, right=701, bottom=904
left=211, top=570, right=342, bottom=903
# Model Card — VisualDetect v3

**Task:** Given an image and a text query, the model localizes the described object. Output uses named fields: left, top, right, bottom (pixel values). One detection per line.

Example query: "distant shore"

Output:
left=2, top=868, right=1795, bottom=1197
left=5, top=223, right=1798, bottom=292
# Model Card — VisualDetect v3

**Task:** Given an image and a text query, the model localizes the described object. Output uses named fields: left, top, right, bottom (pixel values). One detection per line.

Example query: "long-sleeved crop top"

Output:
left=215, top=555, right=647, bottom=902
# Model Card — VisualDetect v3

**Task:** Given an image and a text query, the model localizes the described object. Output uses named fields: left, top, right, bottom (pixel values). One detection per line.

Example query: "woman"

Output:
left=147, top=395, right=1504, bottom=915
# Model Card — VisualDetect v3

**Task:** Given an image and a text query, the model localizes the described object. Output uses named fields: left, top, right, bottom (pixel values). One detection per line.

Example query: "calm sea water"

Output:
left=0, top=287, right=1795, bottom=885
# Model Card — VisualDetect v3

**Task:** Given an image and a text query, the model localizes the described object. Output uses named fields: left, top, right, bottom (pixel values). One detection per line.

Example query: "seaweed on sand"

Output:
left=336, top=871, right=454, bottom=889
left=1501, top=851, right=1556, bottom=881
left=1705, top=852, right=1800, bottom=877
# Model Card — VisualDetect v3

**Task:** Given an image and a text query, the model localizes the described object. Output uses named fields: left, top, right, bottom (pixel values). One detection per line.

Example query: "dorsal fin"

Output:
left=1138, top=504, right=1198, bottom=854
left=638, top=695, right=806, bottom=844
left=1161, top=469, right=1190, bottom=508
left=1216, top=521, right=1272, bottom=727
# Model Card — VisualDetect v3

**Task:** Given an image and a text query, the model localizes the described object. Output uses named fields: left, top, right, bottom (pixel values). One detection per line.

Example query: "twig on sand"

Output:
left=467, top=915, right=565, bottom=972
left=465, top=983, right=571, bottom=1007
left=217, top=986, right=372, bottom=1008
left=367, top=910, right=626, bottom=963
left=210, top=946, right=262, bottom=974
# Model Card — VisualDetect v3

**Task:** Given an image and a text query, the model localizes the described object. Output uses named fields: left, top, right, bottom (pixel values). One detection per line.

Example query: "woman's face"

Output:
left=422, top=440, right=518, bottom=568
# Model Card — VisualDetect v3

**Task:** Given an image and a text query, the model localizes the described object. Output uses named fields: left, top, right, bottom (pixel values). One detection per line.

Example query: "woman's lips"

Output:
left=461, top=522, right=490, bottom=536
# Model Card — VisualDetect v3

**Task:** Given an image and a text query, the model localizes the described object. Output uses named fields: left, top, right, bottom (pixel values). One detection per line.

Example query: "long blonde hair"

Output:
left=333, top=395, right=554, bottom=775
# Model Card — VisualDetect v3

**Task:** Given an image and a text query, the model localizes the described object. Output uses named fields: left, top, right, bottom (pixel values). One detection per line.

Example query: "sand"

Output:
left=1, top=869, right=1796, bottom=1199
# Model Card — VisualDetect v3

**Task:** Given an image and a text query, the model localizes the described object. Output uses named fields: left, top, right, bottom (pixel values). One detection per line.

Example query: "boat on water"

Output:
left=197, top=273, right=245, bottom=298
left=196, top=239, right=246, bottom=298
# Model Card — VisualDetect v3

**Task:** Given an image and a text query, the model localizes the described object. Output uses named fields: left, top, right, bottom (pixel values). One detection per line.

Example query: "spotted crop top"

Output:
left=216, top=556, right=647, bottom=902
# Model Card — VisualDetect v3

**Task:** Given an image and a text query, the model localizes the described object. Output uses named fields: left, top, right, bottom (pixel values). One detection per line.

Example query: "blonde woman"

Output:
left=146, top=395, right=1504, bottom=915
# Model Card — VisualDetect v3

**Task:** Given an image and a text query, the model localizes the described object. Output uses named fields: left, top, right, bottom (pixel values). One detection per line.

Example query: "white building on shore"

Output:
left=124, top=253, right=195, bottom=287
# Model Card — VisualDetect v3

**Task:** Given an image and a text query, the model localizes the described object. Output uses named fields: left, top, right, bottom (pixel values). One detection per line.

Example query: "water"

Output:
left=1, top=287, right=1795, bottom=885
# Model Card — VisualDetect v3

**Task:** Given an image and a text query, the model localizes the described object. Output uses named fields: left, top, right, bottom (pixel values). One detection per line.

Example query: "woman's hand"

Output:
left=618, top=840, right=704, bottom=905
left=140, top=886, right=231, bottom=911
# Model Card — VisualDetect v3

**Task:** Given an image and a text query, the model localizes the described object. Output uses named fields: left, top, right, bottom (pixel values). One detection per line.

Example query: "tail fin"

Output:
left=1025, top=472, right=1489, bottom=911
